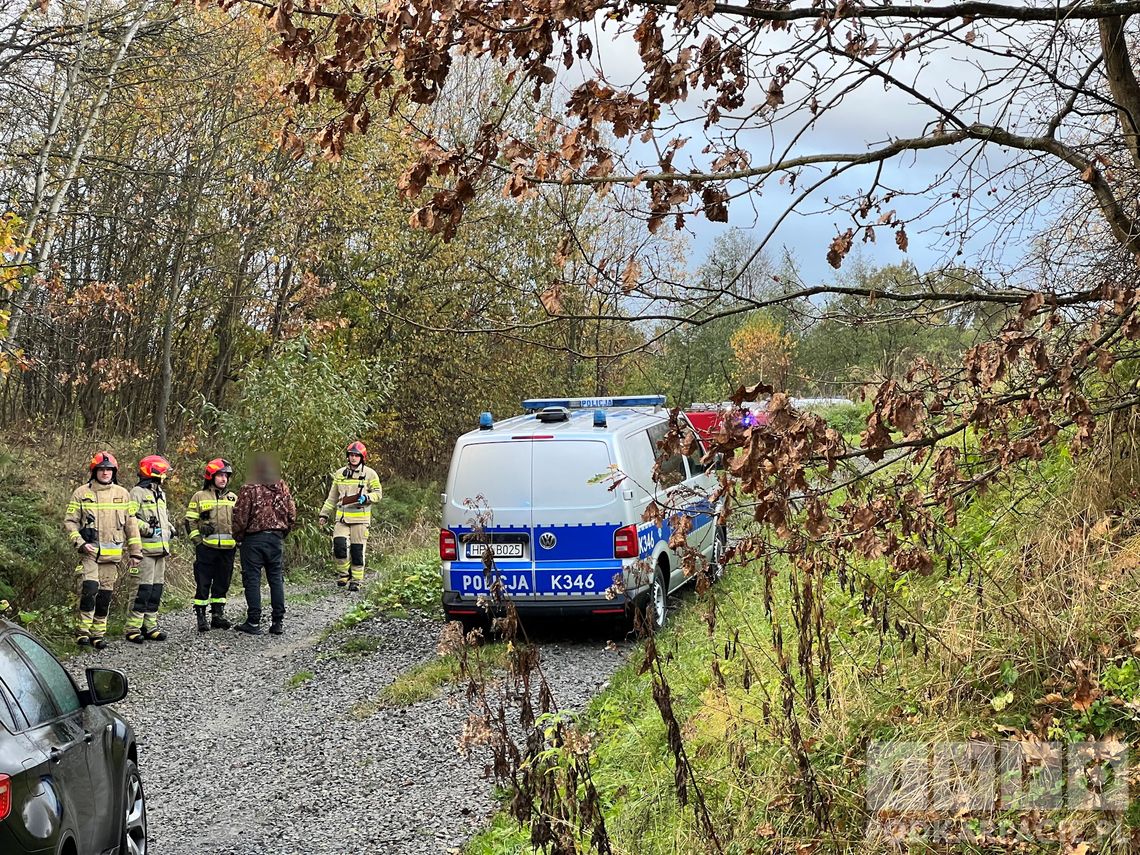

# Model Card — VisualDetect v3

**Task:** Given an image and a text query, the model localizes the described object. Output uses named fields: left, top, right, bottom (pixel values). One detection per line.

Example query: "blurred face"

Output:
left=94, top=468, right=114, bottom=484
left=213, top=473, right=230, bottom=490
left=347, top=452, right=363, bottom=467
left=252, top=453, right=280, bottom=483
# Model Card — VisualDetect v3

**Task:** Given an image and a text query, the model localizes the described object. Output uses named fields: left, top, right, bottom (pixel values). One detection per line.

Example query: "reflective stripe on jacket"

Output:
left=320, top=465, right=382, bottom=525
left=63, top=481, right=142, bottom=563
left=129, top=481, right=172, bottom=557
left=186, top=488, right=238, bottom=549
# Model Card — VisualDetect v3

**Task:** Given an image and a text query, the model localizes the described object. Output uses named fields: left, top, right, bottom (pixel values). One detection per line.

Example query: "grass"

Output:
left=352, top=642, right=511, bottom=716
left=285, top=670, right=314, bottom=689
left=340, top=635, right=382, bottom=656
left=465, top=439, right=1140, bottom=854
left=324, top=545, right=442, bottom=639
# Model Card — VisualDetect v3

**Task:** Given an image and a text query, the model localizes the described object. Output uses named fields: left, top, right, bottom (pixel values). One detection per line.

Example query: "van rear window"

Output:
left=532, top=441, right=616, bottom=510
left=452, top=443, right=532, bottom=509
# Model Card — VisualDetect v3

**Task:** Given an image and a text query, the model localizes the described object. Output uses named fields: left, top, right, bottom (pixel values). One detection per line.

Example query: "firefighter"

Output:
left=125, top=454, right=173, bottom=643
left=318, top=441, right=382, bottom=592
left=186, top=458, right=238, bottom=632
left=63, top=452, right=142, bottom=649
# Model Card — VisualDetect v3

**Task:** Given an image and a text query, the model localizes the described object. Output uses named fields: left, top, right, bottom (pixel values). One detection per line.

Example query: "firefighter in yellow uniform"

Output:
left=125, top=455, right=172, bottom=643
left=319, top=441, right=382, bottom=592
left=186, top=458, right=238, bottom=632
left=63, top=452, right=142, bottom=649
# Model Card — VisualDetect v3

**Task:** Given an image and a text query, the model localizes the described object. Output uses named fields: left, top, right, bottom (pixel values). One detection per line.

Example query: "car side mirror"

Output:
left=85, top=668, right=128, bottom=706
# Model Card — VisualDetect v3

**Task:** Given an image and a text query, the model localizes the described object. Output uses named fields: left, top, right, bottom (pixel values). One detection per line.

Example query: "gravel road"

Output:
left=68, top=584, right=631, bottom=855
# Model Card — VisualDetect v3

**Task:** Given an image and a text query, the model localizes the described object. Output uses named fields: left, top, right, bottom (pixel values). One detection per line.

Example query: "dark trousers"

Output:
left=193, top=545, right=235, bottom=610
left=239, top=532, right=285, bottom=624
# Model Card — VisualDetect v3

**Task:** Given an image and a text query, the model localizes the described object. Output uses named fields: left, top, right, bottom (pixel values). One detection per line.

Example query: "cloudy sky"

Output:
left=556, top=9, right=1085, bottom=287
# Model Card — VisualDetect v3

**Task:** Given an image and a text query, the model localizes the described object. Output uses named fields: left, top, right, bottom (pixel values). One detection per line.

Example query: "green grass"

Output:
left=340, top=635, right=382, bottom=656
left=352, top=643, right=510, bottom=716
left=325, top=546, right=442, bottom=639
left=285, top=670, right=314, bottom=689
left=465, top=442, right=1140, bottom=853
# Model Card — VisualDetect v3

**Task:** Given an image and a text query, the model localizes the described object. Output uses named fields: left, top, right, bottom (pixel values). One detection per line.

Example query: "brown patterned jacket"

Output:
left=232, top=479, right=296, bottom=540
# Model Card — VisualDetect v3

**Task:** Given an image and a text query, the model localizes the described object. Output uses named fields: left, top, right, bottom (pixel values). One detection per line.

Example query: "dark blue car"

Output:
left=0, top=619, right=144, bottom=854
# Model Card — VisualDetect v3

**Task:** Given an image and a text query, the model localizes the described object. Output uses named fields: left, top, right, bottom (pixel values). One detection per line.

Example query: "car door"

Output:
left=0, top=635, right=97, bottom=853
left=679, top=419, right=716, bottom=556
left=645, top=420, right=695, bottom=591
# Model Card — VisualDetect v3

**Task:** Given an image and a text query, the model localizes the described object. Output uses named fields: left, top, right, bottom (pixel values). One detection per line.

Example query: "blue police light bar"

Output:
left=478, top=411, right=494, bottom=430
left=521, top=395, right=666, bottom=411
left=593, top=409, right=607, bottom=427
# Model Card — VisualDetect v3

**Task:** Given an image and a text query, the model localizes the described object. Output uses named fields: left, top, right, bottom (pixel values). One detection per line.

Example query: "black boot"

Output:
left=269, top=619, right=284, bottom=635
left=195, top=606, right=209, bottom=633
left=211, top=604, right=231, bottom=630
left=234, top=618, right=263, bottom=635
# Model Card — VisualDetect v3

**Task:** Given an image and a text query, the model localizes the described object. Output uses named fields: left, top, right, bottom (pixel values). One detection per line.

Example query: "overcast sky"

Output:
left=554, top=11, right=1078, bottom=287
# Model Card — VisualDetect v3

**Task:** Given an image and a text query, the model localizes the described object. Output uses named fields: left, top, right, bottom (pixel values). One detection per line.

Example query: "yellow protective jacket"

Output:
left=186, top=488, right=237, bottom=549
left=320, top=464, right=382, bottom=525
left=64, top=480, right=142, bottom=564
left=129, top=480, right=172, bottom=558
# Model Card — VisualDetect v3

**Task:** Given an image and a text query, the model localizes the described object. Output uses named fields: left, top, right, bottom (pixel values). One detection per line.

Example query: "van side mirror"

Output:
left=85, top=668, right=128, bottom=706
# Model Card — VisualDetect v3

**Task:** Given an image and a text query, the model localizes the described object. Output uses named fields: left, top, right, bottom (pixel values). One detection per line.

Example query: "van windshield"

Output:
left=532, top=441, right=616, bottom=510
left=451, top=443, right=532, bottom=509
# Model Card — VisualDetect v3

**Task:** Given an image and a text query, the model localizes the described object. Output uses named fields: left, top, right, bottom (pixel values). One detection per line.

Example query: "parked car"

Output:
left=440, top=395, right=726, bottom=627
left=0, top=620, right=144, bottom=855
left=685, top=401, right=769, bottom=444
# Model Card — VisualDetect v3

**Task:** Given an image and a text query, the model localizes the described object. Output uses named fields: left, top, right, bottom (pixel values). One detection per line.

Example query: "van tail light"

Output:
left=439, top=529, right=458, bottom=562
left=614, top=524, right=639, bottom=559
left=0, top=773, right=10, bottom=820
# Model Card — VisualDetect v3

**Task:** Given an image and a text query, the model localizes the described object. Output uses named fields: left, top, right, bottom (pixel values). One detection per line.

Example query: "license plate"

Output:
left=535, top=569, right=611, bottom=594
left=465, top=542, right=524, bottom=558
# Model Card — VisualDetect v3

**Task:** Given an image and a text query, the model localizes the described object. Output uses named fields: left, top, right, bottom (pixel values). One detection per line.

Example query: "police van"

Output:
left=439, top=396, right=725, bottom=626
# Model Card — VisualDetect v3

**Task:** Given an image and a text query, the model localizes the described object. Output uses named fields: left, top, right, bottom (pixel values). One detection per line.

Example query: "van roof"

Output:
left=461, top=406, right=668, bottom=442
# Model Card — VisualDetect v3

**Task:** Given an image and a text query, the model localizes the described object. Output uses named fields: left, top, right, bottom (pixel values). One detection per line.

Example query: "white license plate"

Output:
left=466, top=542, right=524, bottom=558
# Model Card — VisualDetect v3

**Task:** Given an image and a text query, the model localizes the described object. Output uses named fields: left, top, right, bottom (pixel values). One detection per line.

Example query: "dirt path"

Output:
left=68, top=583, right=630, bottom=854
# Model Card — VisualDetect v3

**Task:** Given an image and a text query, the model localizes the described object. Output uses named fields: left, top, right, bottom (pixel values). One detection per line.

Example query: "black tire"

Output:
left=647, top=563, right=668, bottom=631
left=711, top=524, right=728, bottom=582
left=120, top=759, right=147, bottom=855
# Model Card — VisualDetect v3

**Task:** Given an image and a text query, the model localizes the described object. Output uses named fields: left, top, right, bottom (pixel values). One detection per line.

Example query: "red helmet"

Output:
left=138, top=454, right=171, bottom=480
left=346, top=441, right=367, bottom=461
left=203, top=458, right=233, bottom=482
left=89, top=451, right=118, bottom=473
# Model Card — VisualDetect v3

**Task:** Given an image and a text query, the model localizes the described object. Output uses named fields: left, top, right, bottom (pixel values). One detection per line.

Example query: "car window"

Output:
left=10, top=634, right=81, bottom=716
left=451, top=442, right=532, bottom=510
left=618, top=430, right=657, bottom=493
left=646, top=423, right=686, bottom=488
left=0, top=640, right=59, bottom=727
left=682, top=425, right=708, bottom=477
left=0, top=682, right=29, bottom=731
left=532, top=441, right=616, bottom=510
left=0, top=688, right=18, bottom=733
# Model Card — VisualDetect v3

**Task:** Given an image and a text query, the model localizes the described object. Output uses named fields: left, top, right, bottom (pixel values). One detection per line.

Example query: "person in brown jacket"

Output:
left=63, top=452, right=142, bottom=649
left=232, top=453, right=296, bottom=636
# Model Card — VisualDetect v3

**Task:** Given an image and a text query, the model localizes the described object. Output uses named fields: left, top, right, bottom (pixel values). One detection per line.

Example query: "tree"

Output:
left=730, top=313, right=795, bottom=392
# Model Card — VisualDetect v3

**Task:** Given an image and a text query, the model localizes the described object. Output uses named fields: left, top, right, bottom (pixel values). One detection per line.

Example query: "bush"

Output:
left=807, top=400, right=870, bottom=440
left=373, top=477, right=441, bottom=537
left=199, top=338, right=394, bottom=510
left=0, top=447, right=85, bottom=649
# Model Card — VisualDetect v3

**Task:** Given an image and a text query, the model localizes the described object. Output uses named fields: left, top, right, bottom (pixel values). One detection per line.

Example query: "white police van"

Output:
left=439, top=396, right=725, bottom=626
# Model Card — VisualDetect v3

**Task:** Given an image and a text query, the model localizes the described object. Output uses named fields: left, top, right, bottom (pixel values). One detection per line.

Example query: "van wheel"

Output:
left=711, top=524, right=728, bottom=581
left=648, top=565, right=668, bottom=630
